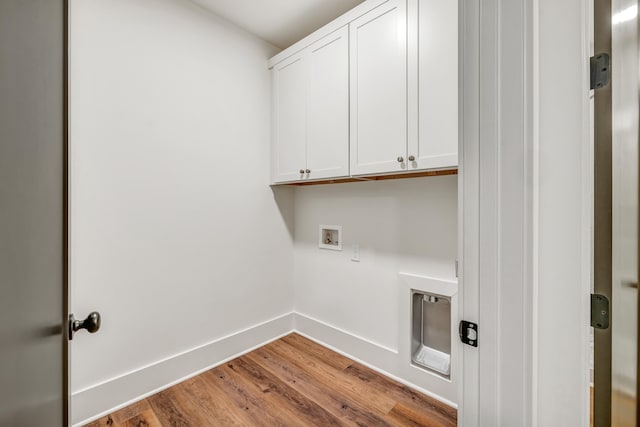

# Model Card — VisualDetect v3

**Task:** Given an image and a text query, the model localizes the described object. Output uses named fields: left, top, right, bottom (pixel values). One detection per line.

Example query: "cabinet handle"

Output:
left=397, top=156, right=404, bottom=163
left=299, top=169, right=305, bottom=174
left=408, top=155, right=415, bottom=161
left=305, top=169, right=311, bottom=174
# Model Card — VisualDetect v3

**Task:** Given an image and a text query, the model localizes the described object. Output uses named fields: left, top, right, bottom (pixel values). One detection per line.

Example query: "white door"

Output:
left=0, top=1, right=69, bottom=424
left=306, top=26, right=350, bottom=181
left=350, top=0, right=408, bottom=176
left=272, top=53, right=307, bottom=183
left=407, top=0, right=458, bottom=172
left=611, top=3, right=638, bottom=425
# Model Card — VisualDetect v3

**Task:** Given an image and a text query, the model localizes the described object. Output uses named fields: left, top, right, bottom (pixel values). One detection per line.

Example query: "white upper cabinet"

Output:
left=271, top=27, right=350, bottom=183
left=407, top=0, right=458, bottom=171
left=272, top=53, right=307, bottom=183
left=269, top=0, right=458, bottom=183
left=349, top=0, right=408, bottom=176
left=306, top=27, right=350, bottom=181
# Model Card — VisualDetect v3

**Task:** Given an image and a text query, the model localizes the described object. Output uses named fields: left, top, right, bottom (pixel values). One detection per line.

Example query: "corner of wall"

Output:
left=72, top=313, right=294, bottom=426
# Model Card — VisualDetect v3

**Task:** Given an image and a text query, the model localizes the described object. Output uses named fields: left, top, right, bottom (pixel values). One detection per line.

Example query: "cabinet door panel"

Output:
left=350, top=0, right=408, bottom=176
left=307, top=26, right=350, bottom=180
left=408, top=0, right=458, bottom=171
left=272, top=55, right=306, bottom=183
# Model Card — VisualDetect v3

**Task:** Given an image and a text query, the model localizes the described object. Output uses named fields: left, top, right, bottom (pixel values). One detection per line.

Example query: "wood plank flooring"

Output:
left=85, top=333, right=457, bottom=427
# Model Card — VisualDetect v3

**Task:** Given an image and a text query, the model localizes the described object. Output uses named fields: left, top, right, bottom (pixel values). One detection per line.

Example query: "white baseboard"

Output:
left=73, top=311, right=457, bottom=426
left=293, top=312, right=399, bottom=369
left=293, top=312, right=457, bottom=409
left=71, top=312, right=295, bottom=427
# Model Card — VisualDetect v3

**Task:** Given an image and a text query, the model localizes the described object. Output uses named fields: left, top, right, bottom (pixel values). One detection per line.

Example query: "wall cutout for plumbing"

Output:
left=411, top=291, right=451, bottom=379
left=398, top=273, right=458, bottom=405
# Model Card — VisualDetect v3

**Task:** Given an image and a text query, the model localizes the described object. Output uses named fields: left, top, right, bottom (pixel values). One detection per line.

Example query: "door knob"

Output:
left=299, top=169, right=305, bottom=174
left=397, top=156, right=404, bottom=163
left=305, top=169, right=311, bottom=174
left=68, top=311, right=101, bottom=340
left=408, top=155, right=415, bottom=161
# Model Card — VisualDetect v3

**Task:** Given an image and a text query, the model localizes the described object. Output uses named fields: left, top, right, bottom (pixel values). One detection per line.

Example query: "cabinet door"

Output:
left=350, top=0, right=408, bottom=176
left=407, top=0, right=458, bottom=171
left=306, top=26, right=350, bottom=180
left=272, top=53, right=307, bottom=183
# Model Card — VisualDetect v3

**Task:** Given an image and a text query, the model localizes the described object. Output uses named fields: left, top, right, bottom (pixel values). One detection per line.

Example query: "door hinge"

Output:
left=591, top=294, right=610, bottom=330
left=459, top=320, right=478, bottom=347
left=590, top=53, right=610, bottom=90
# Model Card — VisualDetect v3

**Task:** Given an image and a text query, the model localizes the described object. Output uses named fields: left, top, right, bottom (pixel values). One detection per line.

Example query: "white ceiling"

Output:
left=190, top=0, right=364, bottom=49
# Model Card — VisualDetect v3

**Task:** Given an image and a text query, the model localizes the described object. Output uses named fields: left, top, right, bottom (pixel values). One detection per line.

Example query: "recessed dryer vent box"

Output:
left=319, top=225, right=342, bottom=251
left=411, top=290, right=451, bottom=379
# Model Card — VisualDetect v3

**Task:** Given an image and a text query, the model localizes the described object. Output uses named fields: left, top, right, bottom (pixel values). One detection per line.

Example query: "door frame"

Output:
left=459, top=0, right=537, bottom=422
left=460, top=0, right=592, bottom=424
left=592, top=0, right=613, bottom=425
left=592, top=0, right=640, bottom=424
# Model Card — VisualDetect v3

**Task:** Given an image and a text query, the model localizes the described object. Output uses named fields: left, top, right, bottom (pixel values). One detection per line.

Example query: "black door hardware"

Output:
left=68, top=311, right=101, bottom=340
left=459, top=320, right=478, bottom=347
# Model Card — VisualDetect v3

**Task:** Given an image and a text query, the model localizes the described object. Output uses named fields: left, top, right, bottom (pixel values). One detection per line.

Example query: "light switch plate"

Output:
left=351, top=244, right=360, bottom=262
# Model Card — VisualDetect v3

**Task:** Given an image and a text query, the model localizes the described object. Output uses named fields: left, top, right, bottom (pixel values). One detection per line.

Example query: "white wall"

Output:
left=68, top=0, right=294, bottom=423
left=292, top=176, right=458, bottom=402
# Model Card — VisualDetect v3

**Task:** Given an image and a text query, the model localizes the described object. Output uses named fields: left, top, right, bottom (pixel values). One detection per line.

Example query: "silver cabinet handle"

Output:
left=397, top=156, right=404, bottom=163
left=305, top=169, right=311, bottom=174
left=408, top=155, right=415, bottom=161
left=299, top=169, right=305, bottom=174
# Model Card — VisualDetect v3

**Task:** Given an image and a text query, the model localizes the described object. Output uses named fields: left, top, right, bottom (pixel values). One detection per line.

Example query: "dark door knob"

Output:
left=68, top=311, right=101, bottom=340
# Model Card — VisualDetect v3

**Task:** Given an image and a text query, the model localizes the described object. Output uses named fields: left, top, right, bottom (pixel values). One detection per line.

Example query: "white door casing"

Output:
left=460, top=0, right=592, bottom=424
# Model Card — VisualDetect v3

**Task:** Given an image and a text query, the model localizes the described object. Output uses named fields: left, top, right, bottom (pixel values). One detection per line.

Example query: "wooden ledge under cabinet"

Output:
left=275, top=168, right=458, bottom=187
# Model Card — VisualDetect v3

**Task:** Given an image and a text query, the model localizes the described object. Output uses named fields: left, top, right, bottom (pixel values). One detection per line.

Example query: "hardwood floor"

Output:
left=85, top=333, right=457, bottom=427
left=612, top=390, right=636, bottom=427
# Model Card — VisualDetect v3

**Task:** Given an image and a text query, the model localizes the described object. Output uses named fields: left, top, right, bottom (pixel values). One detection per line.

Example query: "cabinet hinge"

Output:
left=590, top=53, right=610, bottom=90
left=591, top=294, right=610, bottom=330
left=459, top=320, right=478, bottom=347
